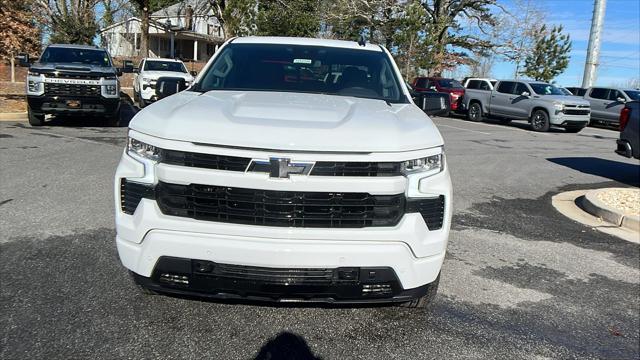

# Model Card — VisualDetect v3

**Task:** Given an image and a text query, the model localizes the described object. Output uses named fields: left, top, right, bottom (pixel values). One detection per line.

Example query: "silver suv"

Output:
left=583, top=87, right=640, bottom=127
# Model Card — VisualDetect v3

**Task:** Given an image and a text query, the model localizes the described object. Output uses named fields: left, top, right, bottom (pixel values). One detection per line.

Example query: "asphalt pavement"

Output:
left=1, top=113, right=638, bottom=359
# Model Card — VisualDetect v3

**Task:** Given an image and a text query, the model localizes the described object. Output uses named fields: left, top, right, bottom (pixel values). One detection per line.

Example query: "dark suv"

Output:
left=26, top=44, right=122, bottom=126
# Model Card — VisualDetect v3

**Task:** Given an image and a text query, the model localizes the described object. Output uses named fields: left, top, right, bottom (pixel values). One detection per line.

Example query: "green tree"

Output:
left=256, top=0, right=321, bottom=37
left=521, top=25, right=572, bottom=81
left=36, top=0, right=99, bottom=45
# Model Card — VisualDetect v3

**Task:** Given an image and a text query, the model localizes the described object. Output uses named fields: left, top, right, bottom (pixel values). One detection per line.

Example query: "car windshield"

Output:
left=530, top=83, right=565, bottom=95
left=144, top=61, right=187, bottom=73
left=40, top=47, right=111, bottom=67
left=194, top=43, right=405, bottom=102
left=624, top=90, right=640, bottom=100
left=437, top=79, right=463, bottom=89
left=560, top=88, right=573, bottom=95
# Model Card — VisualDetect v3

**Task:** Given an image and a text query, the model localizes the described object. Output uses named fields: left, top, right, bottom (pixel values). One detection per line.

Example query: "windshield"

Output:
left=437, top=79, right=463, bottom=89
left=559, top=88, right=573, bottom=95
left=624, top=90, right=640, bottom=100
left=40, top=47, right=111, bottom=67
left=194, top=43, right=405, bottom=102
left=530, top=83, right=565, bottom=95
left=144, top=61, right=187, bottom=73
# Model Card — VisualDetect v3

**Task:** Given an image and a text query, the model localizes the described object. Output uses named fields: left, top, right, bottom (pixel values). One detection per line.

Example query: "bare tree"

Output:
left=35, top=0, right=100, bottom=44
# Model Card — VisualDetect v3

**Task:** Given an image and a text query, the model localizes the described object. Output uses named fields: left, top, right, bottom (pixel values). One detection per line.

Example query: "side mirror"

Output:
left=116, top=68, right=123, bottom=77
left=190, top=70, right=198, bottom=77
left=521, top=91, right=530, bottom=97
left=15, top=53, right=31, bottom=67
left=120, top=60, right=134, bottom=74
left=155, top=77, right=187, bottom=100
left=616, top=97, right=626, bottom=103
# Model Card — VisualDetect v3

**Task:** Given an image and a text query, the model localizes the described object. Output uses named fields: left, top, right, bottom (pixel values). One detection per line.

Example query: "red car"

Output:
left=412, top=77, right=465, bottom=113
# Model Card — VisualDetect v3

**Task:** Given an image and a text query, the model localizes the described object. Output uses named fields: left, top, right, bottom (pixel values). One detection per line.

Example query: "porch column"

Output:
left=193, top=40, right=198, bottom=61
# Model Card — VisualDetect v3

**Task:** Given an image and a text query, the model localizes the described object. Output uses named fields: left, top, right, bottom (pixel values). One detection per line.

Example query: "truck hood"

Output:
left=536, top=95, right=591, bottom=106
left=129, top=91, right=444, bottom=152
left=141, top=71, right=194, bottom=82
left=30, top=62, right=117, bottom=77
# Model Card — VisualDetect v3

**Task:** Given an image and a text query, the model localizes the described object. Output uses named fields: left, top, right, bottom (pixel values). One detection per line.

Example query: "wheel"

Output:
left=138, top=98, right=147, bottom=108
left=467, top=102, right=483, bottom=122
left=28, top=107, right=45, bottom=126
left=565, top=126, right=585, bottom=133
left=498, top=118, right=512, bottom=125
left=399, top=273, right=440, bottom=309
left=530, top=109, right=550, bottom=132
left=107, top=107, right=121, bottom=127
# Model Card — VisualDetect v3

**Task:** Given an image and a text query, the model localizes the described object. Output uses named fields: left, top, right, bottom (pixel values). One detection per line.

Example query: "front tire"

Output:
left=467, top=102, right=483, bottom=122
left=399, top=273, right=440, bottom=310
left=28, top=108, right=45, bottom=126
left=530, top=109, right=550, bottom=132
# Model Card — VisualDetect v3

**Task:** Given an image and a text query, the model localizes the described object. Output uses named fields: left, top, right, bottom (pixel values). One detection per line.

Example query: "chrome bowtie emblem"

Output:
left=248, top=158, right=314, bottom=178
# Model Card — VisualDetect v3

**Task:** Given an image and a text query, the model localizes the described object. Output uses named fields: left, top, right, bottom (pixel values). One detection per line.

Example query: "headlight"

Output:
left=28, top=80, right=41, bottom=93
left=401, top=152, right=443, bottom=176
left=553, top=102, right=564, bottom=111
left=142, top=77, right=151, bottom=84
left=105, top=84, right=118, bottom=95
left=127, top=137, right=160, bottom=161
left=28, top=70, right=40, bottom=76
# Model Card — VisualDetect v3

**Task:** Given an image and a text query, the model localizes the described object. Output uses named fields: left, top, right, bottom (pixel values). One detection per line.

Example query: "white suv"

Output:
left=115, top=37, right=452, bottom=308
left=133, top=58, right=195, bottom=107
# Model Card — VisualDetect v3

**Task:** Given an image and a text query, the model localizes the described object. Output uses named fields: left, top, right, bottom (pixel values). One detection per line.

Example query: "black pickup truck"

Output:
left=26, top=44, right=124, bottom=126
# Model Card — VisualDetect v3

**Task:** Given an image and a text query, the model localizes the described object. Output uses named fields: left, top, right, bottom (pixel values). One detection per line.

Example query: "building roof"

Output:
left=232, top=37, right=383, bottom=52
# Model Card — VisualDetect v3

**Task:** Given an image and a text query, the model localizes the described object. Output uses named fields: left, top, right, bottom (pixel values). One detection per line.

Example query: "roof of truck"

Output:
left=231, top=37, right=384, bottom=52
left=47, top=44, right=102, bottom=50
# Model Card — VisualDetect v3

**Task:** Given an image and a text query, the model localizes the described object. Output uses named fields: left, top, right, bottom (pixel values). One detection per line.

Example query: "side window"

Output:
left=497, top=81, right=514, bottom=94
left=416, top=78, right=427, bottom=88
left=467, top=80, right=479, bottom=89
left=479, top=81, right=490, bottom=91
left=607, top=89, right=622, bottom=101
left=589, top=88, right=608, bottom=99
left=513, top=83, right=528, bottom=95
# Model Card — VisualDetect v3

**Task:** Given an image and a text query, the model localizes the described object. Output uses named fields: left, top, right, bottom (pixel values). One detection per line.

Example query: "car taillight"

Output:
left=619, top=107, right=631, bottom=131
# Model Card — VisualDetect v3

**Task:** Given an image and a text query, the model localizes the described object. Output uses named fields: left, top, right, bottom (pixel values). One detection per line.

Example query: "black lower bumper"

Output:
left=132, top=256, right=430, bottom=304
left=28, top=95, right=120, bottom=116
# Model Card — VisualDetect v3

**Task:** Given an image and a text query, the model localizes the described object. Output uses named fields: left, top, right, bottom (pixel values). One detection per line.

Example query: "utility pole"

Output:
left=582, top=0, right=607, bottom=88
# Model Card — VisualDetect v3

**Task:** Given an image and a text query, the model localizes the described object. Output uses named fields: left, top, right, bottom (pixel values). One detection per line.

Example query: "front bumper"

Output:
left=549, top=113, right=590, bottom=126
left=27, top=95, right=120, bottom=116
left=115, top=138, right=452, bottom=301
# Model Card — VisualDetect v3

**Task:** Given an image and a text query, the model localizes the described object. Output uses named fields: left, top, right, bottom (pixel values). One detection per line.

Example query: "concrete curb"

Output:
left=577, top=188, right=640, bottom=232
left=0, top=112, right=27, bottom=121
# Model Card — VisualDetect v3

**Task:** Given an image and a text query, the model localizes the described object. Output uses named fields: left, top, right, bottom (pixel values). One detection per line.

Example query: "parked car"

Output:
left=462, top=80, right=591, bottom=132
left=565, top=87, right=588, bottom=96
left=616, top=101, right=639, bottom=159
left=25, top=44, right=124, bottom=126
left=115, top=36, right=452, bottom=309
left=583, top=87, right=640, bottom=127
left=406, top=82, right=451, bottom=116
left=133, top=58, right=195, bottom=107
left=463, top=78, right=497, bottom=91
left=412, top=76, right=465, bottom=114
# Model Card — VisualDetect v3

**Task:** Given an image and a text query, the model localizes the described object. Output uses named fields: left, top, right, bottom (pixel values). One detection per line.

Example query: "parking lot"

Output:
left=1, top=114, right=638, bottom=359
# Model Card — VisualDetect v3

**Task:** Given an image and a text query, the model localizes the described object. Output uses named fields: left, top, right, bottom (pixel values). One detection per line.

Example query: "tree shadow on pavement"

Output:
left=547, top=157, right=640, bottom=187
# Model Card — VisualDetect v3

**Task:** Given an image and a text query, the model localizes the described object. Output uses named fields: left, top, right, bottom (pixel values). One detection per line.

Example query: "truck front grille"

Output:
left=45, top=83, right=101, bottom=96
left=156, top=182, right=405, bottom=228
left=120, top=179, right=446, bottom=229
left=563, top=109, right=590, bottom=115
left=158, top=149, right=402, bottom=176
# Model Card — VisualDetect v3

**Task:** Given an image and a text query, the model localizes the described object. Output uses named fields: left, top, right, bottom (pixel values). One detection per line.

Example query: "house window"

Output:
left=207, top=43, right=215, bottom=56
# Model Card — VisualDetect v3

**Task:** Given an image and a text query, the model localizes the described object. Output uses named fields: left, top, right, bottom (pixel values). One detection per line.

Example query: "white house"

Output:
left=100, top=0, right=225, bottom=61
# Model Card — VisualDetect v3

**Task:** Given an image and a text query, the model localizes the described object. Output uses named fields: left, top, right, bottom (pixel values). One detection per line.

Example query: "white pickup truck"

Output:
left=462, top=79, right=591, bottom=132
left=114, top=37, right=452, bottom=309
